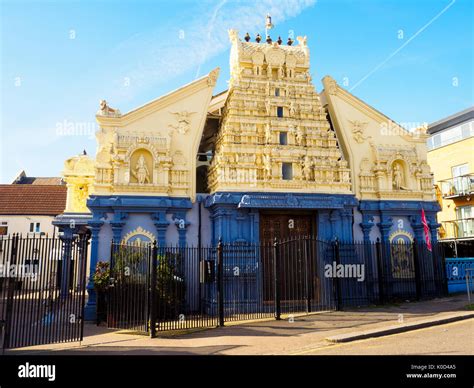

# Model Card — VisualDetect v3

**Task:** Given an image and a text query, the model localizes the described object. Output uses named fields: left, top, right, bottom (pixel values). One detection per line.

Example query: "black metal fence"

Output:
left=107, top=242, right=218, bottom=334
left=106, top=237, right=448, bottom=336
left=0, top=234, right=89, bottom=349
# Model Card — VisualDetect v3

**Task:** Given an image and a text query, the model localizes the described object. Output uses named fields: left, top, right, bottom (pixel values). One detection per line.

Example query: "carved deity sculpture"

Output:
left=133, top=155, right=150, bottom=185
left=289, top=101, right=297, bottom=117
left=265, top=100, right=271, bottom=115
left=302, top=155, right=313, bottom=181
left=263, top=154, right=272, bottom=180
left=392, top=164, right=403, bottom=190
left=295, top=125, right=304, bottom=146
left=279, top=66, right=285, bottom=79
left=265, top=124, right=272, bottom=144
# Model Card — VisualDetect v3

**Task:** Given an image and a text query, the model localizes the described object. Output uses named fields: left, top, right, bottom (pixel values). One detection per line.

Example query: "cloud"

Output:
left=100, top=0, right=316, bottom=104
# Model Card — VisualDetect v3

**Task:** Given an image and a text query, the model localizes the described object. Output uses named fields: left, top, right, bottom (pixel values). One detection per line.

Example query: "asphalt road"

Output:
left=294, top=319, right=474, bottom=355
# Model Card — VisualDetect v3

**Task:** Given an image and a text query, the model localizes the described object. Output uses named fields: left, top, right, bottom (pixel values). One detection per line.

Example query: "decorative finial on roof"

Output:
left=266, top=35, right=272, bottom=44
left=255, top=33, right=261, bottom=43
left=83, top=149, right=87, bottom=155
left=277, top=36, right=282, bottom=45
left=244, top=32, right=250, bottom=42
left=265, top=14, right=273, bottom=31
left=287, top=37, right=294, bottom=46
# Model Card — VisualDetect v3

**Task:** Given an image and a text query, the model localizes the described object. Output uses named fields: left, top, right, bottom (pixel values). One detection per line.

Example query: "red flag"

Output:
left=421, top=208, right=432, bottom=251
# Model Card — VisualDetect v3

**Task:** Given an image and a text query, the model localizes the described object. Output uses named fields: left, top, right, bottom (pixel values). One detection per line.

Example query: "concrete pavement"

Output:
left=293, top=319, right=474, bottom=355
left=6, top=294, right=474, bottom=355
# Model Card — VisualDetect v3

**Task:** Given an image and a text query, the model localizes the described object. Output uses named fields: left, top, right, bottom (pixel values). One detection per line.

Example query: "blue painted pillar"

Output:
left=410, top=215, right=424, bottom=243
left=329, top=210, right=341, bottom=240
left=110, top=211, right=127, bottom=243
left=210, top=208, right=226, bottom=244
left=59, top=230, right=74, bottom=299
left=84, top=221, right=103, bottom=320
left=360, top=214, right=374, bottom=243
left=318, top=211, right=331, bottom=241
left=152, top=211, right=168, bottom=246
left=340, top=208, right=354, bottom=242
left=377, top=216, right=392, bottom=244
left=249, top=209, right=259, bottom=243
left=173, top=211, right=189, bottom=248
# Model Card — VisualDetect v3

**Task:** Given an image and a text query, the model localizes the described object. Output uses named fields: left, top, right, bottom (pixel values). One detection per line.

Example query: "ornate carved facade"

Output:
left=358, top=143, right=434, bottom=199
left=207, top=30, right=351, bottom=194
left=62, top=153, right=95, bottom=213
left=92, top=69, right=219, bottom=200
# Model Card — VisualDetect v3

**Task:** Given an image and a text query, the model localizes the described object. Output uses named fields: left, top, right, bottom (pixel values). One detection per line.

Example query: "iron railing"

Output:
left=106, top=237, right=448, bottom=335
left=0, top=234, right=89, bottom=349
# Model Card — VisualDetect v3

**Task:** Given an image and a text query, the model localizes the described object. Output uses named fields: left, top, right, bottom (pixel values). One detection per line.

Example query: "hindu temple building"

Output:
left=55, top=28, right=440, bottom=318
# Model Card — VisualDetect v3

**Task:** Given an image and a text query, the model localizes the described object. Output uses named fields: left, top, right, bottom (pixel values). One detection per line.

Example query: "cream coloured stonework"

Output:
left=321, top=76, right=434, bottom=201
left=208, top=30, right=352, bottom=194
left=93, top=68, right=219, bottom=201
left=62, top=154, right=95, bottom=213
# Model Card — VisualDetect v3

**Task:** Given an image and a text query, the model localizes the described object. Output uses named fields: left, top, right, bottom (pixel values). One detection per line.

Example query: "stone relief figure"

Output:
left=133, top=154, right=150, bottom=185
left=392, top=163, right=404, bottom=190
left=169, top=111, right=196, bottom=134
left=279, top=66, right=285, bottom=79
left=263, top=154, right=272, bottom=180
left=289, top=101, right=298, bottom=117
left=349, top=120, right=369, bottom=143
left=295, top=125, right=304, bottom=146
left=302, top=155, right=313, bottom=181
left=265, top=100, right=271, bottom=115
left=265, top=124, right=272, bottom=144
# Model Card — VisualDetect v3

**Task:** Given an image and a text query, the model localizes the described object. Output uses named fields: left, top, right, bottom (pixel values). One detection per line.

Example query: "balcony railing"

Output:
left=441, top=218, right=474, bottom=239
left=438, top=173, right=474, bottom=199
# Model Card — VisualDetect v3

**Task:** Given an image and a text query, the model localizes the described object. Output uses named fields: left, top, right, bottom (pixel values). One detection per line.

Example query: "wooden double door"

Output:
left=259, top=213, right=315, bottom=242
left=260, top=212, right=317, bottom=304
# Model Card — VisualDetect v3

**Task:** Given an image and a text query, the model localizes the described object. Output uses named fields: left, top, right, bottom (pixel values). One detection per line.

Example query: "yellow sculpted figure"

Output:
left=133, top=155, right=150, bottom=184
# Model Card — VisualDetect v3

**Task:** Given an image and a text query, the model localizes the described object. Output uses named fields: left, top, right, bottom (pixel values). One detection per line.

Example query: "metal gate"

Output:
left=105, top=237, right=447, bottom=334
left=0, top=234, right=89, bottom=349
left=107, top=242, right=218, bottom=334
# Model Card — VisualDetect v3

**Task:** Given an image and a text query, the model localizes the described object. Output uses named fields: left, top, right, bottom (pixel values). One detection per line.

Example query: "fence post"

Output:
left=4, top=234, right=19, bottom=349
left=333, top=238, right=342, bottom=311
left=273, top=237, right=281, bottom=320
left=149, top=240, right=158, bottom=338
left=304, top=236, right=312, bottom=313
left=217, top=238, right=225, bottom=327
left=375, top=238, right=385, bottom=305
left=412, top=239, right=422, bottom=301
left=439, top=243, right=449, bottom=297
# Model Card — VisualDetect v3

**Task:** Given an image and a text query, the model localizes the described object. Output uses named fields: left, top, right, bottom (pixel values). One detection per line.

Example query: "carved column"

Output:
left=84, top=220, right=103, bottom=320
left=377, top=215, right=393, bottom=244
left=329, top=210, right=342, bottom=240
left=360, top=214, right=374, bottom=243
left=340, top=208, right=354, bottom=242
left=152, top=211, right=169, bottom=246
left=110, top=211, right=128, bottom=243
left=410, top=215, right=424, bottom=243
left=173, top=211, right=189, bottom=248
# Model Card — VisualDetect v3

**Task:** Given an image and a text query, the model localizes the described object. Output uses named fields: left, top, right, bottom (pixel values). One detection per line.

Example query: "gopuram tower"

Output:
left=207, top=29, right=352, bottom=194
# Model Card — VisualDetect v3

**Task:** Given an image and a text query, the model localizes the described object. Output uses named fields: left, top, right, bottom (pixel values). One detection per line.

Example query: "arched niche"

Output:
left=391, top=159, right=408, bottom=190
left=130, top=149, right=154, bottom=184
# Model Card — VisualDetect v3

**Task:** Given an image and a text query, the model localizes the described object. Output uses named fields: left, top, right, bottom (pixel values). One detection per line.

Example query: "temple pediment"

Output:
left=92, top=68, right=220, bottom=200
left=321, top=76, right=434, bottom=201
